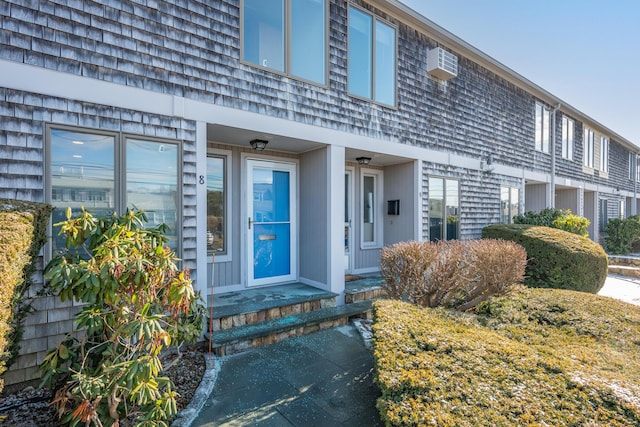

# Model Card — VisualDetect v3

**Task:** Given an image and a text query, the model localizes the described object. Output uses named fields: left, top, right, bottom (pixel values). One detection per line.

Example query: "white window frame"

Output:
left=561, top=116, right=574, bottom=160
left=600, top=136, right=609, bottom=173
left=500, top=186, right=520, bottom=224
left=584, top=127, right=595, bottom=168
left=360, top=168, right=384, bottom=249
left=206, top=148, right=232, bottom=263
left=535, top=101, right=551, bottom=154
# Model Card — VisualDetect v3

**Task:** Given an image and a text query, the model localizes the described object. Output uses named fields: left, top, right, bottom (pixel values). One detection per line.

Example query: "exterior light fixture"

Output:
left=250, top=139, right=268, bottom=151
left=356, top=156, right=371, bottom=166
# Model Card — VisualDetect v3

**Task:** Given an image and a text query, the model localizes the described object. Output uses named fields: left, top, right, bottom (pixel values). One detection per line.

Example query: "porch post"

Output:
left=195, top=121, right=208, bottom=299
left=327, top=145, right=346, bottom=305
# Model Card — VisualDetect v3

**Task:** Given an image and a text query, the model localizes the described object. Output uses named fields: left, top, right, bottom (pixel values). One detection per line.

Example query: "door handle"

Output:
left=248, top=217, right=252, bottom=229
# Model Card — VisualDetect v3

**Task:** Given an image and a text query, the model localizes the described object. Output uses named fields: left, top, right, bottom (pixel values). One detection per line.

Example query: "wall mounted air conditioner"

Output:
left=427, top=47, right=458, bottom=81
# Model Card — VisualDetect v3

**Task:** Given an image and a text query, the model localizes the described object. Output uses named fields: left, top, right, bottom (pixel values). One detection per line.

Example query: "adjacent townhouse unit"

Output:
left=1, top=0, right=638, bottom=384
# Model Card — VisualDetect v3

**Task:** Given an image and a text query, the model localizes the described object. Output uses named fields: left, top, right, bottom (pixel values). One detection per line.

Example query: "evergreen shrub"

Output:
left=514, top=207, right=590, bottom=237
left=604, top=215, right=640, bottom=255
left=482, top=224, right=607, bottom=293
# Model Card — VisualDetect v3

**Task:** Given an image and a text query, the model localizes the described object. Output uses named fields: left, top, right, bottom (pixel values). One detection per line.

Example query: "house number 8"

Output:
left=199, top=175, right=205, bottom=184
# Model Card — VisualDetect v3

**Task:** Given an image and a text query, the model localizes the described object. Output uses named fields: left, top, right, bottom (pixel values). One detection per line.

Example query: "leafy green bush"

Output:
left=0, top=199, right=52, bottom=373
left=0, top=212, right=34, bottom=393
left=373, top=288, right=640, bottom=426
left=514, top=207, right=590, bottom=237
left=380, top=239, right=526, bottom=311
left=40, top=208, right=205, bottom=427
left=482, top=224, right=607, bottom=293
left=604, top=215, right=640, bottom=254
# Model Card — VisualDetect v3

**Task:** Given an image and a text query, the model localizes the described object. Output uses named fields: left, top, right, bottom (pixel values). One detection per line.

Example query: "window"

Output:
left=429, top=177, right=459, bottom=241
left=48, top=127, right=179, bottom=253
left=620, top=200, right=626, bottom=220
left=348, top=5, right=396, bottom=106
left=630, top=152, right=634, bottom=180
left=241, top=0, right=327, bottom=85
left=599, top=199, right=608, bottom=232
left=500, top=187, right=520, bottom=224
left=207, top=155, right=226, bottom=255
left=534, top=102, right=550, bottom=153
left=584, top=128, right=594, bottom=168
left=361, top=169, right=383, bottom=247
left=636, top=155, right=640, bottom=182
left=600, top=136, right=609, bottom=172
left=561, top=116, right=574, bottom=160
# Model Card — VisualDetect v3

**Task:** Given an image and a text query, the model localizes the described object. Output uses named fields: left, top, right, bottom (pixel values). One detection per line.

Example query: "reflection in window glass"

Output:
left=429, top=178, right=443, bottom=242
left=375, top=20, right=396, bottom=105
left=50, top=129, right=115, bottom=252
left=511, top=188, right=519, bottom=221
left=348, top=7, right=373, bottom=99
left=429, top=178, right=459, bottom=241
left=207, top=157, right=225, bottom=254
left=126, top=139, right=178, bottom=248
left=291, top=0, right=325, bottom=84
left=243, top=0, right=285, bottom=72
left=363, top=175, right=375, bottom=243
left=500, top=187, right=510, bottom=224
left=445, top=179, right=459, bottom=240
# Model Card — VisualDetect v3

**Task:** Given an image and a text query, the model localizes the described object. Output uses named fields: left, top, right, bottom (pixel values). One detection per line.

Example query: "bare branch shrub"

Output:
left=379, top=239, right=527, bottom=311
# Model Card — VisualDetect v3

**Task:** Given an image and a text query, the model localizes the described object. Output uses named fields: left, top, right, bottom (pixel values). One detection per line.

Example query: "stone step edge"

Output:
left=209, top=291, right=338, bottom=320
left=205, top=300, right=373, bottom=348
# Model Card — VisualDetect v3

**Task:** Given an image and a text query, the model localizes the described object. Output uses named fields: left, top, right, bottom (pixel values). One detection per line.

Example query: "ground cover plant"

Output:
left=483, top=224, right=608, bottom=293
left=373, top=288, right=640, bottom=426
left=40, top=208, right=205, bottom=427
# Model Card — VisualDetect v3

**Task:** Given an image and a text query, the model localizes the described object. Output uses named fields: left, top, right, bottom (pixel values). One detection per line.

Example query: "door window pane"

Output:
left=50, top=129, right=115, bottom=252
left=363, top=175, right=375, bottom=243
left=243, top=0, right=285, bottom=72
left=348, top=7, right=373, bottom=99
left=126, top=139, right=178, bottom=248
left=207, top=156, right=225, bottom=254
left=291, top=0, right=325, bottom=84
left=375, top=20, right=396, bottom=105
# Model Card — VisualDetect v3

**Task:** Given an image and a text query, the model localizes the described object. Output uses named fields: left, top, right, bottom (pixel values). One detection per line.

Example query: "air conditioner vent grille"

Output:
left=427, top=47, right=458, bottom=81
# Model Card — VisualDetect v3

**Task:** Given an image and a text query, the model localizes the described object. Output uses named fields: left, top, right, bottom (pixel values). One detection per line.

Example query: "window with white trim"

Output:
left=48, top=127, right=180, bottom=253
left=348, top=5, right=397, bottom=106
left=561, top=116, right=574, bottom=160
left=241, top=0, right=327, bottom=85
left=429, top=177, right=459, bottom=241
left=206, top=153, right=229, bottom=256
left=584, top=127, right=594, bottom=168
left=630, top=152, right=634, bottom=180
left=534, top=102, right=550, bottom=153
left=600, top=136, right=609, bottom=173
left=500, top=186, right=520, bottom=224
left=361, top=169, right=383, bottom=248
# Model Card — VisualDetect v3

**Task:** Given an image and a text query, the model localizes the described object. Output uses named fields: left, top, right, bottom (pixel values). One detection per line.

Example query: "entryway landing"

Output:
left=345, top=273, right=386, bottom=303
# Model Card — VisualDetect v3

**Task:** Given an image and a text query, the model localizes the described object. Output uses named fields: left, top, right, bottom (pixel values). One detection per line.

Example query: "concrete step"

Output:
left=205, top=300, right=373, bottom=356
left=344, top=274, right=387, bottom=304
left=608, top=265, right=640, bottom=278
left=608, top=256, right=640, bottom=268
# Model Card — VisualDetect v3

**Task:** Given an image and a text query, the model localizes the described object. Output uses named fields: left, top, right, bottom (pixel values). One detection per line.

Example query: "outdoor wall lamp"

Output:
left=356, top=156, right=371, bottom=166
left=250, top=139, right=269, bottom=151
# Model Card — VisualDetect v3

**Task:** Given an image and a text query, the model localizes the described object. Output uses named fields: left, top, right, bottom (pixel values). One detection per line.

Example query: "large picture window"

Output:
left=534, top=102, right=550, bottom=153
left=348, top=5, right=396, bottom=106
left=48, top=127, right=180, bottom=253
left=242, top=0, right=326, bottom=85
left=429, top=177, right=459, bottom=241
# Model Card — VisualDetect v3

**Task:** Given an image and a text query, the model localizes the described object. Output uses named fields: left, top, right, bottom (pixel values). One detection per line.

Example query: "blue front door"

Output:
left=247, top=160, right=297, bottom=286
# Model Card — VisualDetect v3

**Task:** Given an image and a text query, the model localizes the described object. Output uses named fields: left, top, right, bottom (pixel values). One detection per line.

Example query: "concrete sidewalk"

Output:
left=598, top=274, right=640, bottom=305
left=191, top=325, right=383, bottom=427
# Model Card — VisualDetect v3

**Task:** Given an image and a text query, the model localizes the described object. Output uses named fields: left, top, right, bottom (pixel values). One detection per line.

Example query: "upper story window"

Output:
left=241, top=0, right=327, bottom=85
left=584, top=127, right=594, bottom=168
left=348, top=5, right=397, bottom=106
left=534, top=102, right=550, bottom=153
left=629, top=152, right=634, bottom=180
left=600, top=136, right=609, bottom=173
left=561, top=116, right=574, bottom=160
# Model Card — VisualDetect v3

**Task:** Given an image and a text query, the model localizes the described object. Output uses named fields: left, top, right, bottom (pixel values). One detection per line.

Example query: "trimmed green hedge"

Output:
left=482, top=224, right=607, bottom=293
left=373, top=291, right=640, bottom=426
left=0, top=199, right=52, bottom=375
left=0, top=212, right=34, bottom=393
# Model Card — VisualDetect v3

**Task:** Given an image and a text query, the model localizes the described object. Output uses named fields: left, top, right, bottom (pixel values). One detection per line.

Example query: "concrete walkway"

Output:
left=190, top=325, right=383, bottom=427
left=180, top=275, right=640, bottom=427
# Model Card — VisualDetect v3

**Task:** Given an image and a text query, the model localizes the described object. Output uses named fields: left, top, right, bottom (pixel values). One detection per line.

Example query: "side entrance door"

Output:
left=247, top=159, right=297, bottom=287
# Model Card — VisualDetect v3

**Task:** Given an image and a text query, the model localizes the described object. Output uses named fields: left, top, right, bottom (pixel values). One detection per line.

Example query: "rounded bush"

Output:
left=482, top=224, right=607, bottom=293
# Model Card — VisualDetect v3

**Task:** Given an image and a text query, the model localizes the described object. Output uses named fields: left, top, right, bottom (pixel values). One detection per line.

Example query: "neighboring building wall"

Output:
left=0, top=88, right=197, bottom=385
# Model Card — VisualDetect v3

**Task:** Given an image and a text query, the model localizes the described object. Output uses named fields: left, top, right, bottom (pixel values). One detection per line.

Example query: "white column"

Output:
left=327, top=145, right=346, bottom=305
left=195, top=121, right=208, bottom=298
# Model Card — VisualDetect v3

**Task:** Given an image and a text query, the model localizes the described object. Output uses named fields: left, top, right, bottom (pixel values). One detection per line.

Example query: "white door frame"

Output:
left=245, top=158, right=298, bottom=287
